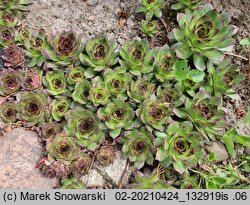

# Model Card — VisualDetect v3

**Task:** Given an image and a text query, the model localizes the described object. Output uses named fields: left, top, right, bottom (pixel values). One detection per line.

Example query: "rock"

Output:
left=81, top=169, right=105, bottom=187
left=206, top=141, right=229, bottom=161
left=0, top=128, right=57, bottom=188
left=95, top=150, right=131, bottom=186
left=87, top=15, right=96, bottom=21
left=81, top=150, right=131, bottom=188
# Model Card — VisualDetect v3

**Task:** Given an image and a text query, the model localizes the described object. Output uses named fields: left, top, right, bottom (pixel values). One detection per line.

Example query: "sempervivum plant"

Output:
left=0, top=9, right=21, bottom=27
left=65, top=108, right=105, bottom=151
left=60, top=177, right=86, bottom=189
left=156, top=86, right=183, bottom=108
left=89, top=77, right=110, bottom=106
left=79, top=36, right=118, bottom=72
left=51, top=97, right=71, bottom=121
left=22, top=71, right=42, bottom=91
left=15, top=27, right=30, bottom=46
left=16, top=91, right=49, bottom=126
left=140, top=19, right=159, bottom=38
left=43, top=71, right=69, bottom=96
left=0, top=27, right=15, bottom=46
left=103, top=68, right=131, bottom=100
left=205, top=59, right=245, bottom=99
left=72, top=80, right=91, bottom=105
left=174, top=89, right=224, bottom=140
left=95, top=146, right=115, bottom=166
left=36, top=158, right=71, bottom=179
left=47, top=132, right=79, bottom=164
left=0, top=69, right=22, bottom=96
left=24, top=30, right=48, bottom=67
left=0, top=0, right=31, bottom=11
left=120, top=128, right=154, bottom=169
left=171, top=0, right=204, bottom=11
left=137, top=0, right=166, bottom=19
left=128, top=77, right=155, bottom=103
left=0, top=100, right=17, bottom=123
left=169, top=4, right=238, bottom=70
left=136, top=96, right=171, bottom=132
left=40, top=122, right=61, bottom=140
left=70, top=152, right=92, bottom=177
left=67, top=66, right=85, bottom=89
left=42, top=30, right=83, bottom=67
left=155, top=121, right=204, bottom=174
left=153, top=44, right=177, bottom=82
left=98, top=100, right=135, bottom=138
left=120, top=39, right=155, bottom=76
left=2, top=44, right=24, bottom=68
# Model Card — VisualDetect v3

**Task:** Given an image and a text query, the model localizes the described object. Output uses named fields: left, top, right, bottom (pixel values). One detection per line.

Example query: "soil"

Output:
left=23, top=0, right=140, bottom=46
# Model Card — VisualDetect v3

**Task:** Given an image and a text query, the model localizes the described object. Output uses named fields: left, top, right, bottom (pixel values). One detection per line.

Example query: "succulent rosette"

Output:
left=72, top=80, right=91, bottom=105
left=0, top=100, right=17, bottom=123
left=15, top=27, right=30, bottom=46
left=171, top=0, right=204, bottom=11
left=42, top=30, right=83, bottom=67
left=0, top=27, right=15, bottom=46
left=65, top=108, right=105, bottom=151
left=156, top=86, right=183, bottom=108
left=16, top=91, right=49, bottom=126
left=43, top=71, right=69, bottom=96
left=154, top=121, right=204, bottom=174
left=140, top=19, right=158, bottom=38
left=103, top=68, right=131, bottom=99
left=89, top=77, right=110, bottom=106
left=153, top=44, right=177, bottom=82
left=120, top=128, right=154, bottom=169
left=36, top=158, right=71, bottom=179
left=136, top=96, right=171, bottom=132
left=169, top=4, right=238, bottom=70
left=174, top=89, right=224, bottom=140
left=40, top=122, right=61, bottom=140
left=128, top=77, right=155, bottom=103
left=47, top=132, right=79, bottom=164
left=98, top=100, right=135, bottom=138
left=67, top=66, right=85, bottom=89
left=2, top=44, right=24, bottom=68
left=137, top=0, right=166, bottom=19
left=60, top=177, right=86, bottom=189
left=70, top=152, right=92, bottom=177
left=205, top=59, right=245, bottom=99
left=22, top=71, right=42, bottom=91
left=24, top=30, right=48, bottom=67
left=79, top=35, right=118, bottom=72
left=0, top=0, right=31, bottom=11
left=51, top=97, right=71, bottom=121
left=0, top=68, right=22, bottom=96
left=120, top=39, right=155, bottom=76
left=95, top=146, right=115, bottom=166
left=0, top=9, right=21, bottom=27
